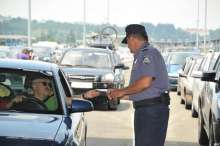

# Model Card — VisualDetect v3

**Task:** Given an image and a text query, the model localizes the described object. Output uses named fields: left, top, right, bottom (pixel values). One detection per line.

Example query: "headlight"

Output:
left=101, top=73, right=114, bottom=83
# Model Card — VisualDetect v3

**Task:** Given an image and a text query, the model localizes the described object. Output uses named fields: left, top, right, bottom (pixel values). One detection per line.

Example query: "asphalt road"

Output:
left=85, top=92, right=199, bottom=146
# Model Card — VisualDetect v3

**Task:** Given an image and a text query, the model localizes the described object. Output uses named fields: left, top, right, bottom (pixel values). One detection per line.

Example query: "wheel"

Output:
left=185, top=99, right=191, bottom=109
left=191, top=104, right=198, bottom=118
left=209, top=117, right=215, bottom=146
left=180, top=98, right=185, bottom=104
left=184, top=94, right=191, bottom=110
left=177, top=85, right=181, bottom=95
left=198, top=105, right=209, bottom=145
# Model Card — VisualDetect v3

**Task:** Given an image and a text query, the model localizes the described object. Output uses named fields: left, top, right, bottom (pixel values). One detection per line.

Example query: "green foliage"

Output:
left=0, top=15, right=219, bottom=44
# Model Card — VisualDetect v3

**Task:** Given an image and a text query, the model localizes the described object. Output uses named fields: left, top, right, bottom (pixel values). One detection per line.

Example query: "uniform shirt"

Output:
left=129, top=43, right=169, bottom=102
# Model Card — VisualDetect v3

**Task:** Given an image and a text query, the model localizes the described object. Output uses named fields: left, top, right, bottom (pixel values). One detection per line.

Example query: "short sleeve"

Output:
left=139, top=50, right=158, bottom=78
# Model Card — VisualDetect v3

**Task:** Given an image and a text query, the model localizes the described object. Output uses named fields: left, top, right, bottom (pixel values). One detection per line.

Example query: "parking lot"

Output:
left=86, top=92, right=199, bottom=146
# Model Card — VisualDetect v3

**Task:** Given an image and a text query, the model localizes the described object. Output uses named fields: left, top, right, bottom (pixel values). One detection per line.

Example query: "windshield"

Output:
left=169, top=53, right=198, bottom=65
left=33, top=47, right=53, bottom=57
left=0, top=69, right=61, bottom=114
left=61, top=50, right=112, bottom=69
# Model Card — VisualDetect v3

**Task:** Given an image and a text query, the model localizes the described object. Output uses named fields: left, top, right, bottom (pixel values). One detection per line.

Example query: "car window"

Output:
left=209, top=53, right=220, bottom=71
left=202, top=53, right=213, bottom=71
left=168, top=53, right=198, bottom=65
left=190, top=58, right=203, bottom=74
left=60, top=50, right=112, bottom=68
left=183, top=59, right=192, bottom=75
left=0, top=69, right=61, bottom=114
left=58, top=70, right=72, bottom=97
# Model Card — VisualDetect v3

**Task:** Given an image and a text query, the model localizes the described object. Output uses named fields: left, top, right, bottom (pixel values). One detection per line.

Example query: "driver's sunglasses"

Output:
left=34, top=81, right=50, bottom=86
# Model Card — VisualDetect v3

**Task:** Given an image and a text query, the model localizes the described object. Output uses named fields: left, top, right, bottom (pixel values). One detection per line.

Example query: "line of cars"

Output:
left=167, top=51, right=220, bottom=146
left=0, top=45, right=130, bottom=145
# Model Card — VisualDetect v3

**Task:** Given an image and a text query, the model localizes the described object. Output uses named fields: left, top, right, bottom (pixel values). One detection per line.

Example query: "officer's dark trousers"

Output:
left=134, top=103, right=169, bottom=146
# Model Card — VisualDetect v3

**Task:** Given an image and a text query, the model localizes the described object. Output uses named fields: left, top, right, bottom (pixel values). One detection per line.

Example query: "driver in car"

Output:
left=6, top=77, right=100, bottom=110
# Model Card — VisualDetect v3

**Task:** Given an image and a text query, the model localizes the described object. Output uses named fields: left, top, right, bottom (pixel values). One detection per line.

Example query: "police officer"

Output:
left=107, top=24, right=170, bottom=146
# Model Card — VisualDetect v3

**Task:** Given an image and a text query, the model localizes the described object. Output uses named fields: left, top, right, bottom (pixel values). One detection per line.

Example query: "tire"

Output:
left=191, top=104, right=198, bottom=118
left=209, top=117, right=215, bottom=146
left=180, top=98, right=185, bottom=104
left=198, top=106, right=209, bottom=145
left=185, top=94, right=191, bottom=110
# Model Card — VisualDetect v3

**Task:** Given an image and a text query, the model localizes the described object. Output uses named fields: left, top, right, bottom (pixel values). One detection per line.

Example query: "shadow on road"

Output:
left=87, top=137, right=132, bottom=146
left=117, top=101, right=132, bottom=111
left=165, top=141, right=199, bottom=146
left=87, top=137, right=199, bottom=146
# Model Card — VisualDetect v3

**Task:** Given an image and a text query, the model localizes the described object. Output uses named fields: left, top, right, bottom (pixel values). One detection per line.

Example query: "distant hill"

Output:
left=0, top=15, right=219, bottom=44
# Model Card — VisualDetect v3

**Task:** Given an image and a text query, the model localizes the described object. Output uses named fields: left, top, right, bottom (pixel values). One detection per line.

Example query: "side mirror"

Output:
left=201, top=71, right=216, bottom=82
left=70, top=99, right=94, bottom=113
left=115, top=63, right=129, bottom=70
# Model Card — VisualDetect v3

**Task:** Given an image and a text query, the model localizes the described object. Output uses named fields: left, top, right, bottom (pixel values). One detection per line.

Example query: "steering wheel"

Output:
left=0, top=83, right=14, bottom=98
left=11, top=97, right=47, bottom=112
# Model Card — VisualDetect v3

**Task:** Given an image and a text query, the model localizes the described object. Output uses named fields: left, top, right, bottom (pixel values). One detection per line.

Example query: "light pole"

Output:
left=204, top=0, right=207, bottom=52
left=83, top=0, right=86, bottom=46
left=196, top=0, right=200, bottom=50
left=28, top=0, right=31, bottom=47
left=107, top=0, right=110, bottom=24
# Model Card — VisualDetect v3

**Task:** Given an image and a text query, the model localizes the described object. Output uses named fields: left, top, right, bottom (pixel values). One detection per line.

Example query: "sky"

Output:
left=0, top=0, right=220, bottom=29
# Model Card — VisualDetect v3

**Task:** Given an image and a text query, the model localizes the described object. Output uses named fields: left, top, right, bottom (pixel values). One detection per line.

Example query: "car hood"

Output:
left=62, top=67, right=113, bottom=76
left=0, top=112, right=63, bottom=146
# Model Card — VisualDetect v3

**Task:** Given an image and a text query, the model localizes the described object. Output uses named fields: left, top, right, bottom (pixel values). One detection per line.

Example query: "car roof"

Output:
left=169, top=51, right=199, bottom=54
left=65, top=47, right=113, bottom=53
left=0, top=59, right=58, bottom=72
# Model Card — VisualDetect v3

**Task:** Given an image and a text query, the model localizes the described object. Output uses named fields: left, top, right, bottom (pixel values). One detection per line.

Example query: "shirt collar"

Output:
left=134, top=42, right=150, bottom=59
left=140, top=42, right=150, bottom=51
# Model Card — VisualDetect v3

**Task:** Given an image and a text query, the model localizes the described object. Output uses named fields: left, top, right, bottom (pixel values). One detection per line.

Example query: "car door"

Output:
left=180, top=58, right=192, bottom=101
left=191, top=57, right=204, bottom=110
left=203, top=53, right=220, bottom=124
left=58, top=70, right=86, bottom=146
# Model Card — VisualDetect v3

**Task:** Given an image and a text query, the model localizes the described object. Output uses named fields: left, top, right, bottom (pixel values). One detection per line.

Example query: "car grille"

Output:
left=68, top=75, right=96, bottom=82
left=169, top=78, right=177, bottom=84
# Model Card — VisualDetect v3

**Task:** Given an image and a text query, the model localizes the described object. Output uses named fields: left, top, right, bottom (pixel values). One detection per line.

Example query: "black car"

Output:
left=59, top=48, right=129, bottom=110
left=198, top=52, right=220, bottom=146
left=0, top=59, right=93, bottom=146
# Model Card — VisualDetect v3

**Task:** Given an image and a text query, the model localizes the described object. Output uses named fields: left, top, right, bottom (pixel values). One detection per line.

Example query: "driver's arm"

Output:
left=66, top=90, right=101, bottom=106
left=6, top=95, right=26, bottom=109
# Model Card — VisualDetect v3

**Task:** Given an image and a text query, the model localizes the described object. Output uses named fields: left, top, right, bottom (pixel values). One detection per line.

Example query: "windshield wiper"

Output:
left=75, top=65, right=95, bottom=68
left=60, top=64, right=75, bottom=67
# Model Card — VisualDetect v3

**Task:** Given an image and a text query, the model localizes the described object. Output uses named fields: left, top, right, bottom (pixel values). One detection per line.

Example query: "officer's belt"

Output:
left=133, top=94, right=170, bottom=109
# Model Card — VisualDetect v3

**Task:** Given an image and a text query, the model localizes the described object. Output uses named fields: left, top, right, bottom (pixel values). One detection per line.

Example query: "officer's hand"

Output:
left=107, top=89, right=125, bottom=100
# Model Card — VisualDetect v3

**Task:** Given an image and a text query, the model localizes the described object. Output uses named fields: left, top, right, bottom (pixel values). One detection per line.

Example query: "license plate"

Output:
left=71, top=82, right=93, bottom=89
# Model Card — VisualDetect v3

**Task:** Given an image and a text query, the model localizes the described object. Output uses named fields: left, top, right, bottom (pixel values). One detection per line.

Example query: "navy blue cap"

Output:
left=122, top=24, right=148, bottom=44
